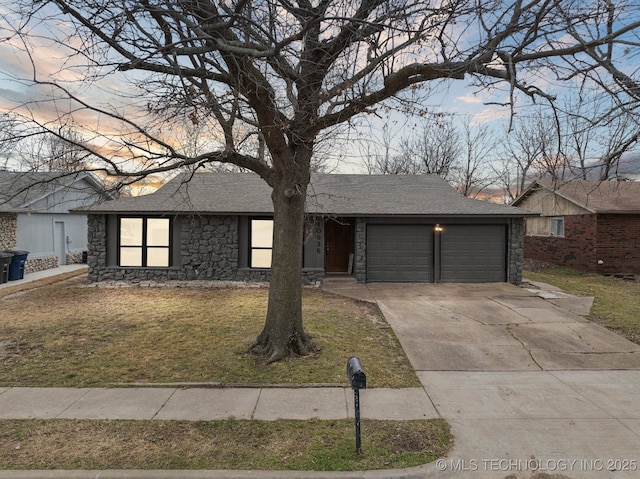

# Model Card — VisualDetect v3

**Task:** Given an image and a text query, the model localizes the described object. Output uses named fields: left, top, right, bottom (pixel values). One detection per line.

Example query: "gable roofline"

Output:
left=0, top=171, right=114, bottom=213
left=513, top=180, right=597, bottom=214
left=513, top=179, right=640, bottom=214
left=19, top=172, right=113, bottom=209
left=78, top=172, right=536, bottom=217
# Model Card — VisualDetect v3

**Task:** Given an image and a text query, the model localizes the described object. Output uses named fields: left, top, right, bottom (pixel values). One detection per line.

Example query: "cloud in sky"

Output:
left=456, top=95, right=483, bottom=105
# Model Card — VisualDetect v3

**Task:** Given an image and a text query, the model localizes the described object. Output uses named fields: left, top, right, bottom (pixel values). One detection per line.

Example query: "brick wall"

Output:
left=595, top=214, right=640, bottom=274
left=524, top=214, right=598, bottom=272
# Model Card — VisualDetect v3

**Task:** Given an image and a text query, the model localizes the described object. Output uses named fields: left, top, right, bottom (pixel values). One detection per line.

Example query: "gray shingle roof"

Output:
left=1, top=172, right=59, bottom=211
left=0, top=171, right=111, bottom=213
left=515, top=180, right=640, bottom=214
left=80, top=172, right=531, bottom=217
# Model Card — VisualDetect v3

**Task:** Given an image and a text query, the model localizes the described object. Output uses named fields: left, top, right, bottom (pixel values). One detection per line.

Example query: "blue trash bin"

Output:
left=5, top=250, right=29, bottom=281
left=0, top=252, right=12, bottom=284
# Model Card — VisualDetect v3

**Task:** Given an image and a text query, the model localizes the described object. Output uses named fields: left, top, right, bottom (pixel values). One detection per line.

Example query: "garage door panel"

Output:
left=440, top=225, right=506, bottom=283
left=367, top=225, right=432, bottom=282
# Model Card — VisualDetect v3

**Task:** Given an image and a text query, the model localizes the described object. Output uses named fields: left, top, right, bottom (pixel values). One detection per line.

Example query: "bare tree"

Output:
left=362, top=123, right=420, bottom=174
left=495, top=93, right=640, bottom=199
left=496, top=111, right=557, bottom=201
left=2, top=0, right=640, bottom=362
left=396, top=115, right=462, bottom=178
left=0, top=114, right=19, bottom=169
left=45, top=129, right=91, bottom=172
left=594, top=112, right=640, bottom=180
left=452, top=119, right=496, bottom=198
left=365, top=115, right=495, bottom=198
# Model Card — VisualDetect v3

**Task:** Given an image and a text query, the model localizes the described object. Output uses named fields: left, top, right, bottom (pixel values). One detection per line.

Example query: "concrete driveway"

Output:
left=324, top=279, right=640, bottom=478
left=366, top=282, right=640, bottom=371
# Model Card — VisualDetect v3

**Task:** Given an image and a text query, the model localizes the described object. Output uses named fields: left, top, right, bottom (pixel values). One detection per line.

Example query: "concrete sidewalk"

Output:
left=0, top=386, right=435, bottom=421
left=0, top=263, right=87, bottom=290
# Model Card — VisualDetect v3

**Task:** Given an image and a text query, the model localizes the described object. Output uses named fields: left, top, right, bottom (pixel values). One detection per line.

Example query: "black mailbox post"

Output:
left=347, top=357, right=366, bottom=389
left=347, top=356, right=366, bottom=454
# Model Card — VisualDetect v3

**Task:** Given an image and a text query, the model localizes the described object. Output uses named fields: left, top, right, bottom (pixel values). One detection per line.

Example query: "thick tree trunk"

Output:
left=249, top=166, right=317, bottom=363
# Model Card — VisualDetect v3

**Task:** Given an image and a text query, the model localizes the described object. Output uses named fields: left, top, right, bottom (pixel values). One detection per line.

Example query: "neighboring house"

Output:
left=513, top=180, right=640, bottom=274
left=79, top=172, right=534, bottom=284
left=0, top=171, right=112, bottom=273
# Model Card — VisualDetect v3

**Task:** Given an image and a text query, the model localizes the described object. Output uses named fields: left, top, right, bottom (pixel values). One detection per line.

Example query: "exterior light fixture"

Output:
left=434, top=224, right=443, bottom=232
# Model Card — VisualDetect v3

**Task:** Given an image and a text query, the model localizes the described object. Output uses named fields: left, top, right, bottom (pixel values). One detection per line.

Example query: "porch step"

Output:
left=322, top=276, right=358, bottom=284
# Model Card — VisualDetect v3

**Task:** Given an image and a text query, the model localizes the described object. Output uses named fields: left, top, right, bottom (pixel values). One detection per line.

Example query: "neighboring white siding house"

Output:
left=0, top=172, right=112, bottom=273
left=16, top=212, right=89, bottom=267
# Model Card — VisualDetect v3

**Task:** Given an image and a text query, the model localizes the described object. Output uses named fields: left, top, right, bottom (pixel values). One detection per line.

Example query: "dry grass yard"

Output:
left=0, top=276, right=419, bottom=388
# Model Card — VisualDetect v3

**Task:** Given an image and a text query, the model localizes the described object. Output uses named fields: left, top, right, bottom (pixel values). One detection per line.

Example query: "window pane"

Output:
left=120, top=218, right=143, bottom=246
left=551, top=218, right=564, bottom=237
left=251, top=249, right=272, bottom=268
left=147, top=218, right=170, bottom=246
left=251, top=220, right=273, bottom=248
left=120, top=247, right=142, bottom=266
left=147, top=247, right=169, bottom=267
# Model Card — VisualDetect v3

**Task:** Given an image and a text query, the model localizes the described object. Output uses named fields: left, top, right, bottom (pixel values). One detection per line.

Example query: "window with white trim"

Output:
left=250, top=218, right=273, bottom=268
left=550, top=217, right=564, bottom=237
left=119, top=217, right=171, bottom=267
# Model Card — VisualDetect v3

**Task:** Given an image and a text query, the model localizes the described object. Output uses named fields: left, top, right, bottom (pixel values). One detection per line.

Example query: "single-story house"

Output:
left=512, top=180, right=640, bottom=274
left=79, top=172, right=535, bottom=284
left=0, top=171, right=112, bottom=273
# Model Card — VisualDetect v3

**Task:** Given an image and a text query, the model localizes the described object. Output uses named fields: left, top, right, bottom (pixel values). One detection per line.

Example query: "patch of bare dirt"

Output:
left=523, top=258, right=556, bottom=272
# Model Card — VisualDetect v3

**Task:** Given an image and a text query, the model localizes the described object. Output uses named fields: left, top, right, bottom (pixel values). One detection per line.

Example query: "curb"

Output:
left=0, top=461, right=443, bottom=479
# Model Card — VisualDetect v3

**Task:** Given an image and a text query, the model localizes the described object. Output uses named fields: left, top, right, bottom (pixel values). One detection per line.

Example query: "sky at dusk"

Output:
left=0, top=26, right=515, bottom=176
left=1, top=1, right=639, bottom=185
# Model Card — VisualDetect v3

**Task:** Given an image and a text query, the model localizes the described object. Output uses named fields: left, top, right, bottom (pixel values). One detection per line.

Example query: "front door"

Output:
left=54, top=221, right=66, bottom=266
left=325, top=220, right=351, bottom=273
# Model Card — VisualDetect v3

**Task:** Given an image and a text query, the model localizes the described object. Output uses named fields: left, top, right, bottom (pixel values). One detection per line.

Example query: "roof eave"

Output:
left=78, top=210, right=538, bottom=217
left=595, top=210, right=640, bottom=215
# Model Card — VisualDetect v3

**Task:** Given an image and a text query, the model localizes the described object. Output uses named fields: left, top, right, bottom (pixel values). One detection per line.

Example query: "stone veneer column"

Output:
left=509, top=218, right=525, bottom=284
left=0, top=213, right=17, bottom=251
left=87, top=214, right=107, bottom=282
left=354, top=218, right=367, bottom=282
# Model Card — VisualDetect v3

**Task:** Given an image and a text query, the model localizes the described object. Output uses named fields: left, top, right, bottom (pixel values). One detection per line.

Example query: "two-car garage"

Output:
left=366, top=223, right=507, bottom=283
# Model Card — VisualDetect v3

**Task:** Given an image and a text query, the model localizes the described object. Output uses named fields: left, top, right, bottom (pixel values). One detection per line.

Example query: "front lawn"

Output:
left=0, top=276, right=453, bottom=472
left=0, top=418, right=451, bottom=471
left=0, top=277, right=419, bottom=388
left=524, top=266, right=640, bottom=344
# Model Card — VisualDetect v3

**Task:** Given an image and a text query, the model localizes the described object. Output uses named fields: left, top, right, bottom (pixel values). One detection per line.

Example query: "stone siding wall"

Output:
left=67, top=251, right=86, bottom=265
left=87, top=214, right=324, bottom=284
left=25, top=256, right=59, bottom=274
left=524, top=214, right=598, bottom=273
left=354, top=218, right=367, bottom=282
left=181, top=215, right=240, bottom=281
left=508, top=218, right=525, bottom=284
left=0, top=213, right=17, bottom=251
left=87, top=214, right=107, bottom=282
